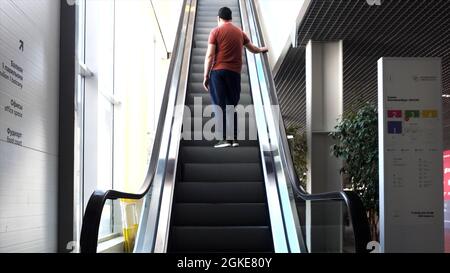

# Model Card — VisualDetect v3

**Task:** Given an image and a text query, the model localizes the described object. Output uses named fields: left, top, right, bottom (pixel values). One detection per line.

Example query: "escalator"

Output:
left=167, top=0, right=273, bottom=253
left=80, top=0, right=371, bottom=254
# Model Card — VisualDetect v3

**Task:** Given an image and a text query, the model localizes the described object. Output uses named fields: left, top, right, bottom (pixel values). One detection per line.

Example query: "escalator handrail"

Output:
left=246, top=0, right=372, bottom=253
left=79, top=0, right=189, bottom=253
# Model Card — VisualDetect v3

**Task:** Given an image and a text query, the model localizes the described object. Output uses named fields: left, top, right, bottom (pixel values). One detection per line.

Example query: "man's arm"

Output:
left=203, top=43, right=216, bottom=91
left=244, top=41, right=268, bottom=54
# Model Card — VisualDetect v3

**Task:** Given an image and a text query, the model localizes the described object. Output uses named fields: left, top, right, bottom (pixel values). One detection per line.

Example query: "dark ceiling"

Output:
left=274, top=0, right=450, bottom=148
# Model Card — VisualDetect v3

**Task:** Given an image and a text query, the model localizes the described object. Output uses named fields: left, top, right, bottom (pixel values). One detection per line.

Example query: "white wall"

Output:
left=0, top=0, right=60, bottom=252
left=255, top=0, right=305, bottom=70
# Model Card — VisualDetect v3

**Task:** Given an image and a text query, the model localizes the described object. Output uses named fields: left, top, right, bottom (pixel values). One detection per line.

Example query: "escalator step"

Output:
left=196, top=22, right=242, bottom=29
left=185, top=104, right=254, bottom=114
left=182, top=117, right=257, bottom=135
left=172, top=203, right=268, bottom=225
left=192, top=47, right=207, bottom=55
left=181, top=146, right=259, bottom=163
left=190, top=63, right=247, bottom=73
left=181, top=139, right=259, bottom=147
left=188, top=82, right=250, bottom=93
left=191, top=47, right=247, bottom=58
left=183, top=163, right=263, bottom=182
left=197, top=9, right=239, bottom=13
left=194, top=28, right=212, bottom=35
left=190, top=55, right=246, bottom=64
left=182, top=132, right=257, bottom=143
left=175, top=182, right=265, bottom=203
left=196, top=18, right=242, bottom=24
left=189, top=72, right=250, bottom=84
left=197, top=7, right=240, bottom=11
left=169, top=226, right=273, bottom=252
left=186, top=92, right=252, bottom=104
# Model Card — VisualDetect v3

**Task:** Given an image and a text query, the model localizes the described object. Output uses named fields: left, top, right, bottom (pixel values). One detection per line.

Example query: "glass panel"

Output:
left=75, top=0, right=186, bottom=251
left=83, top=0, right=115, bottom=237
left=295, top=199, right=356, bottom=253
left=73, top=0, right=86, bottom=251
left=98, top=200, right=113, bottom=239
left=113, top=0, right=157, bottom=194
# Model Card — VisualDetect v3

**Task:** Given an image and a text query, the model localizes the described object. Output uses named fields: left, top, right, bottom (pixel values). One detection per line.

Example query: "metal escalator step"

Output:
left=181, top=139, right=258, bottom=147
left=192, top=48, right=246, bottom=57
left=194, top=28, right=212, bottom=35
left=182, top=117, right=257, bottom=134
left=197, top=5, right=239, bottom=10
left=196, top=22, right=242, bottom=29
left=190, top=55, right=246, bottom=64
left=187, top=83, right=251, bottom=95
left=191, top=63, right=248, bottom=73
left=182, top=115, right=257, bottom=141
left=193, top=40, right=209, bottom=49
left=185, top=104, right=255, bottom=116
left=187, top=88, right=250, bottom=95
left=181, top=146, right=259, bottom=163
left=169, top=226, right=273, bottom=252
left=197, top=1, right=239, bottom=6
left=196, top=18, right=242, bottom=24
left=197, top=8, right=239, bottom=12
left=182, top=132, right=257, bottom=143
left=191, top=49, right=248, bottom=61
left=192, top=47, right=207, bottom=55
left=186, top=92, right=252, bottom=104
left=175, top=182, right=265, bottom=203
left=172, top=203, right=268, bottom=225
left=183, top=163, right=263, bottom=182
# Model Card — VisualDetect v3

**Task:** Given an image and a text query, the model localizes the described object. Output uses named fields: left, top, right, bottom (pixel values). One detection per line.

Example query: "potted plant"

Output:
left=286, top=125, right=308, bottom=190
left=330, top=103, right=379, bottom=241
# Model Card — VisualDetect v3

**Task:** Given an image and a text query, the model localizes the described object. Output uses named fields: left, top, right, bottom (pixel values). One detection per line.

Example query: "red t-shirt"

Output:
left=208, top=22, right=250, bottom=74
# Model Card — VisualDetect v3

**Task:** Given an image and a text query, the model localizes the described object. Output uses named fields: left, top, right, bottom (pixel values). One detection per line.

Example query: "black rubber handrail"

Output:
left=247, top=0, right=371, bottom=253
left=79, top=0, right=189, bottom=253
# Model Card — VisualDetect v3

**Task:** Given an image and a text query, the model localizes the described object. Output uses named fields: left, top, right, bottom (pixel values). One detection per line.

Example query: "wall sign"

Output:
left=0, top=0, right=60, bottom=252
left=378, top=57, right=444, bottom=253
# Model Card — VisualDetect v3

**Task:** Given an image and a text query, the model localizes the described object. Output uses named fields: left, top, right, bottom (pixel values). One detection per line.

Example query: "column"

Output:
left=305, top=40, right=344, bottom=252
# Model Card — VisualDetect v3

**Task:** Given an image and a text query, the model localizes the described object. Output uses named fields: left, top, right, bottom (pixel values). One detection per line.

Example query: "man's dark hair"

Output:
left=218, top=7, right=232, bottom=20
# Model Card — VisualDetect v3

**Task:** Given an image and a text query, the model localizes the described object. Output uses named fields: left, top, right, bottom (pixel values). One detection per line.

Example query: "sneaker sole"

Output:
left=214, top=144, right=231, bottom=148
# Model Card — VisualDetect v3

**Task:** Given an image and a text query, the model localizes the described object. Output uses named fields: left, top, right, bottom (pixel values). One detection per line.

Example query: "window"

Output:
left=74, top=0, right=181, bottom=250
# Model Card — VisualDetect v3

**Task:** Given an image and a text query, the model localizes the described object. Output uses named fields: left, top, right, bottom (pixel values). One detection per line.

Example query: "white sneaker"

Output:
left=214, top=140, right=231, bottom=148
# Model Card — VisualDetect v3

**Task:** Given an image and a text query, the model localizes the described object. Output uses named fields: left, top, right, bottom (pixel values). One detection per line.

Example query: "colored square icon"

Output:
left=387, top=110, right=402, bottom=118
left=388, top=121, right=402, bottom=134
left=405, top=110, right=420, bottom=121
left=421, top=110, right=438, bottom=118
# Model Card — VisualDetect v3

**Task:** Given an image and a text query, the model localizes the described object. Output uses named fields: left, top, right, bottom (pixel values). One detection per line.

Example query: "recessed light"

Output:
left=443, top=94, right=450, bottom=98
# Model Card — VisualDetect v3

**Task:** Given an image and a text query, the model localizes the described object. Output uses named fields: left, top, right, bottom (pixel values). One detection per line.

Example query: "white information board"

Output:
left=0, top=1, right=60, bottom=252
left=378, top=57, right=444, bottom=253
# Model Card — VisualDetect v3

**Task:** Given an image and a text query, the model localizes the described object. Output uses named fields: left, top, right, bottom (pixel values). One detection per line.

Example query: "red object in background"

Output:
left=387, top=110, right=402, bottom=118
left=444, top=151, right=450, bottom=201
